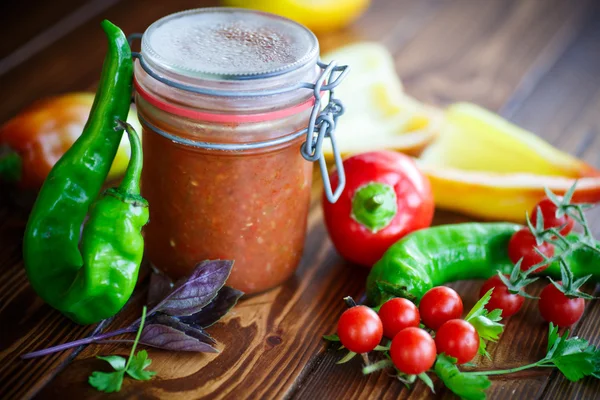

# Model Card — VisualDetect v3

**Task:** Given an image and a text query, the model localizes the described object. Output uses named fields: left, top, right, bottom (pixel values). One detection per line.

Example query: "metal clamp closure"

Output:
left=128, top=34, right=348, bottom=203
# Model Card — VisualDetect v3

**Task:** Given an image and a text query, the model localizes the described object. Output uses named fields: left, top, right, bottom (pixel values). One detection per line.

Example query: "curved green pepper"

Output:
left=23, top=21, right=146, bottom=324
left=366, top=222, right=600, bottom=307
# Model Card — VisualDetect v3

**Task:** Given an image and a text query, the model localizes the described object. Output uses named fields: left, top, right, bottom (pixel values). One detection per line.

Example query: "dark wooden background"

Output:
left=2, top=0, right=600, bottom=399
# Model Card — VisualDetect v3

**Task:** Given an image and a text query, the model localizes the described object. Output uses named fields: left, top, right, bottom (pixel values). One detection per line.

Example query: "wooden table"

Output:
left=2, top=0, right=600, bottom=398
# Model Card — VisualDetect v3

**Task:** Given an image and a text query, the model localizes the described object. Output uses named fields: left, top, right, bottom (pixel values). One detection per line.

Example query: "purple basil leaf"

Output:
left=139, top=314, right=218, bottom=353
left=178, top=286, right=244, bottom=329
left=147, top=313, right=216, bottom=344
left=97, top=339, right=217, bottom=353
left=151, top=260, right=234, bottom=316
left=148, top=271, right=174, bottom=307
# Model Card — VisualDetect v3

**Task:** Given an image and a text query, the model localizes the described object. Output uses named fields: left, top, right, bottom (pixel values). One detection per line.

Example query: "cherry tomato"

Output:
left=531, top=198, right=574, bottom=236
left=378, top=298, right=420, bottom=339
left=419, top=286, right=463, bottom=330
left=479, top=275, right=524, bottom=318
left=337, top=305, right=383, bottom=353
left=508, top=228, right=554, bottom=273
left=538, top=282, right=585, bottom=327
left=435, top=319, right=480, bottom=364
left=322, top=151, right=434, bottom=267
left=390, top=327, right=437, bottom=375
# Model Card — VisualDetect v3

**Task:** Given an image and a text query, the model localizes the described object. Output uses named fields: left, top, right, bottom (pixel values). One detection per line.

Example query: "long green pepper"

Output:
left=23, top=20, right=148, bottom=324
left=366, top=223, right=600, bottom=306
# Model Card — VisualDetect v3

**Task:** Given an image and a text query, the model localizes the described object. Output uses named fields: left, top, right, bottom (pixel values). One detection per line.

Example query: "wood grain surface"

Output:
left=1, top=0, right=600, bottom=399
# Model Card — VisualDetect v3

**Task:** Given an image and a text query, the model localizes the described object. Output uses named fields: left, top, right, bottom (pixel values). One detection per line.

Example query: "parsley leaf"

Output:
left=542, top=323, right=597, bottom=381
left=591, top=349, right=600, bottom=379
left=96, top=355, right=126, bottom=370
left=126, top=350, right=156, bottom=381
left=465, top=289, right=504, bottom=358
left=88, top=370, right=125, bottom=393
left=89, top=306, right=156, bottom=392
left=434, top=354, right=491, bottom=400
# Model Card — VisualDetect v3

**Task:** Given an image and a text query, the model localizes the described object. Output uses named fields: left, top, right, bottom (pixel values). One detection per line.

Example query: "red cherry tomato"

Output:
left=337, top=305, right=383, bottom=353
left=419, top=286, right=463, bottom=330
left=378, top=298, right=420, bottom=339
left=322, top=151, right=434, bottom=267
left=508, top=228, right=554, bottom=273
left=538, top=282, right=585, bottom=327
left=434, top=319, right=480, bottom=364
left=390, top=327, right=437, bottom=375
left=480, top=275, right=524, bottom=318
left=531, top=198, right=574, bottom=236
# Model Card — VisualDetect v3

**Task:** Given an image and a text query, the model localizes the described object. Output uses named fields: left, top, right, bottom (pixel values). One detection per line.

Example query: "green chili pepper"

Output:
left=23, top=21, right=146, bottom=324
left=366, top=223, right=600, bottom=307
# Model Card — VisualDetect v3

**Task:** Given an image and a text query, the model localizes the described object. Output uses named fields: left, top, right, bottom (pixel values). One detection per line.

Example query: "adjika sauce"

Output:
left=134, top=8, right=345, bottom=294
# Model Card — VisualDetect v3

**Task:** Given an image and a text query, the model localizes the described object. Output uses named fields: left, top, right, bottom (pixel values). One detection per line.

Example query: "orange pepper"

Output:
left=0, top=93, right=136, bottom=189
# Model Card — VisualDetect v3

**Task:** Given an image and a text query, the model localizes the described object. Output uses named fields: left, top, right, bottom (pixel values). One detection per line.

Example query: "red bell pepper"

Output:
left=322, top=151, right=434, bottom=266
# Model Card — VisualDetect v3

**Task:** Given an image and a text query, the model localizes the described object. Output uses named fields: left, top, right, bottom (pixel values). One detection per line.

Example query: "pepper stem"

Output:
left=116, top=120, right=143, bottom=195
left=365, top=194, right=384, bottom=212
left=0, top=151, right=22, bottom=182
left=351, top=182, right=398, bottom=233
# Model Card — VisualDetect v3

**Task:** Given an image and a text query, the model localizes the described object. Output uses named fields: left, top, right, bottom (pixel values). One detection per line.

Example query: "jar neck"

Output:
left=133, top=60, right=320, bottom=116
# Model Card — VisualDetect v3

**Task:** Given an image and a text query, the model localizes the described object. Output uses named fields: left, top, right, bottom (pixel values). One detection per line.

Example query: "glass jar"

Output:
left=133, top=8, right=346, bottom=294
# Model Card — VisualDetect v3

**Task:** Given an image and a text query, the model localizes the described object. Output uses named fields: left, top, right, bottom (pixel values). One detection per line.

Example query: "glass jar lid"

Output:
left=142, top=8, right=319, bottom=81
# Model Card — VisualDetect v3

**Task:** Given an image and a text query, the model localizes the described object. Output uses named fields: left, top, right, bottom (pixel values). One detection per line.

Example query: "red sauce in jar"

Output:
left=140, top=109, right=313, bottom=294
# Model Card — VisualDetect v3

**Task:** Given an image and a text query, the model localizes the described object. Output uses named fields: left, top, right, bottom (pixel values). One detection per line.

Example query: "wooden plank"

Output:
left=2, top=1, right=600, bottom=399
left=0, top=0, right=98, bottom=61
left=394, top=0, right=592, bottom=110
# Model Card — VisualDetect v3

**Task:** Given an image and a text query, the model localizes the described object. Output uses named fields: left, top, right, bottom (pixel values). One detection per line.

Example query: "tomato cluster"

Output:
left=480, top=196, right=585, bottom=326
left=337, top=286, right=479, bottom=375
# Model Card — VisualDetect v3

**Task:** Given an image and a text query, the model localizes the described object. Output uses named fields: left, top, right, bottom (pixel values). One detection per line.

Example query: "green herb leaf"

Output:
left=547, top=323, right=560, bottom=353
left=543, top=323, right=597, bottom=381
left=465, top=289, right=493, bottom=321
left=591, top=349, right=600, bottom=379
left=96, top=355, right=126, bottom=371
left=88, top=370, right=125, bottom=393
left=323, top=334, right=340, bottom=342
left=374, top=345, right=390, bottom=351
left=434, top=354, right=491, bottom=400
left=89, top=306, right=155, bottom=392
left=126, top=350, right=156, bottom=381
left=465, top=289, right=504, bottom=357
left=418, top=372, right=435, bottom=393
